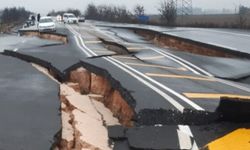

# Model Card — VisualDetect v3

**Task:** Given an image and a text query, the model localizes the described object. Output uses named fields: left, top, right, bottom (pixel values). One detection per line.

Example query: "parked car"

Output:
left=38, top=16, right=56, bottom=32
left=63, top=13, right=78, bottom=24
left=78, top=16, right=85, bottom=22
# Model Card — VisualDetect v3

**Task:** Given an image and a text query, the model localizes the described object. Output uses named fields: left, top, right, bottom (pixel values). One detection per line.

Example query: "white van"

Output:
left=63, top=13, right=78, bottom=24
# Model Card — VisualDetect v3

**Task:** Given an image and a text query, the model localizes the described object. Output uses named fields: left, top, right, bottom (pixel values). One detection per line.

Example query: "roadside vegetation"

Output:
left=84, top=4, right=134, bottom=23
left=1, top=0, right=249, bottom=31
left=0, top=7, right=31, bottom=32
left=47, top=9, right=81, bottom=17
left=45, top=0, right=250, bottom=29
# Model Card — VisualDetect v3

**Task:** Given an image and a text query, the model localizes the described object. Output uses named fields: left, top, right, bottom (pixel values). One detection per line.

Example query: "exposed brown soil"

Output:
left=20, top=31, right=68, bottom=44
left=32, top=63, right=132, bottom=150
left=69, top=67, right=134, bottom=127
left=134, top=29, right=237, bottom=58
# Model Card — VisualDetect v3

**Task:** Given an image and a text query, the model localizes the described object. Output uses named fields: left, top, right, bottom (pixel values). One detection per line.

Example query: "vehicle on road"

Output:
left=38, top=16, right=56, bottom=32
left=63, top=13, right=78, bottom=24
left=56, top=15, right=62, bottom=22
left=78, top=16, right=85, bottom=22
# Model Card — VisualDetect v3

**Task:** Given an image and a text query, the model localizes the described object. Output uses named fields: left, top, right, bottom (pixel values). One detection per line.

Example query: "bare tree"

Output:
left=85, top=3, right=98, bottom=20
left=158, top=0, right=177, bottom=25
left=238, top=5, right=249, bottom=28
left=134, top=4, right=145, bottom=16
left=84, top=3, right=133, bottom=22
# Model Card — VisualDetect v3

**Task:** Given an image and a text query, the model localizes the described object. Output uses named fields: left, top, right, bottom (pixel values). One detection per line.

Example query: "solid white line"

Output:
left=177, top=130, right=193, bottom=150
left=104, top=57, right=185, bottom=112
left=69, top=24, right=201, bottom=149
left=215, top=78, right=250, bottom=93
left=150, top=47, right=213, bottom=77
left=68, top=25, right=187, bottom=112
left=149, top=47, right=250, bottom=93
left=149, top=48, right=202, bottom=75
left=178, top=125, right=194, bottom=137
left=178, top=125, right=199, bottom=150
left=70, top=24, right=204, bottom=111
left=74, top=36, right=92, bottom=57
left=109, top=57, right=204, bottom=111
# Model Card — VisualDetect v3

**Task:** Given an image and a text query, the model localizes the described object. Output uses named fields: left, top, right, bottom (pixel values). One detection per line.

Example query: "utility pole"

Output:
left=181, top=0, right=193, bottom=15
left=176, top=0, right=192, bottom=25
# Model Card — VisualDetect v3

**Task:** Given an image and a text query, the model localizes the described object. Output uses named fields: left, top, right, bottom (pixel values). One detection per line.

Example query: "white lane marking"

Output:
left=70, top=24, right=204, bottom=111
left=149, top=47, right=213, bottom=77
left=67, top=25, right=92, bottom=57
left=68, top=25, right=186, bottom=112
left=148, top=48, right=201, bottom=75
left=177, top=130, right=193, bottom=150
left=105, top=57, right=185, bottom=112
left=215, top=78, right=250, bottom=93
left=178, top=125, right=199, bottom=150
left=148, top=47, right=250, bottom=93
left=69, top=24, right=202, bottom=149
left=109, top=57, right=204, bottom=111
left=74, top=36, right=92, bottom=57
left=178, top=125, right=194, bottom=137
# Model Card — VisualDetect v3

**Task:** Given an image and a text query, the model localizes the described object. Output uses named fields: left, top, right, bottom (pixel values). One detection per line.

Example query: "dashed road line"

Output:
left=140, top=55, right=165, bottom=60
left=112, top=56, right=137, bottom=60
left=146, top=73, right=215, bottom=81
left=67, top=24, right=202, bottom=150
left=84, top=40, right=102, bottom=44
left=183, top=93, right=250, bottom=99
left=125, top=62, right=187, bottom=71
left=127, top=47, right=145, bottom=50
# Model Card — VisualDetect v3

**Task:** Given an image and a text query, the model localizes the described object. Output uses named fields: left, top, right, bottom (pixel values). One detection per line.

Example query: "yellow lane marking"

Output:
left=125, top=63, right=187, bottom=71
left=183, top=93, right=250, bottom=99
left=94, top=50, right=115, bottom=54
left=84, top=40, right=102, bottom=44
left=145, top=73, right=215, bottom=81
left=141, top=56, right=165, bottom=60
left=206, top=128, right=250, bottom=150
left=127, top=47, right=145, bottom=50
left=91, top=48, right=108, bottom=51
left=112, top=56, right=137, bottom=60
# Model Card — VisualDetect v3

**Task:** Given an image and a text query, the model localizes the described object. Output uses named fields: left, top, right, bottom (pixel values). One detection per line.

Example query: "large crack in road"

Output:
left=1, top=24, right=250, bottom=149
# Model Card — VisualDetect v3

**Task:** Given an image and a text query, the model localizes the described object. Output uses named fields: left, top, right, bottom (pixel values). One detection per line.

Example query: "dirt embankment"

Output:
left=132, top=28, right=249, bottom=58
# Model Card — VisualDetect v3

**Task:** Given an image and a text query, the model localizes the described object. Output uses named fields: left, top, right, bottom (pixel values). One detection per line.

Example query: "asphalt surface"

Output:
left=0, top=55, right=60, bottom=149
left=94, top=21, right=250, bottom=55
left=101, top=26, right=250, bottom=81
left=1, top=21, right=250, bottom=149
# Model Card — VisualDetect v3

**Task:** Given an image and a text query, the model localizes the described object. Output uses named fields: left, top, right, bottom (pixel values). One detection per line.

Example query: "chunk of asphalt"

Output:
left=182, top=109, right=221, bottom=125
left=217, top=97, right=250, bottom=122
left=108, top=125, right=127, bottom=140
left=136, top=109, right=183, bottom=125
left=136, top=109, right=221, bottom=126
left=126, top=125, right=192, bottom=150
left=113, top=140, right=131, bottom=150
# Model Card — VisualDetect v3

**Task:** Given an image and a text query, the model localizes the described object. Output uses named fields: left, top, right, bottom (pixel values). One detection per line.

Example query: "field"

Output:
left=149, top=13, right=250, bottom=28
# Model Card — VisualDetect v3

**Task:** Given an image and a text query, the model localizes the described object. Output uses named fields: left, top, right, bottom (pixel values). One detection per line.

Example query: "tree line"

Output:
left=1, top=7, right=31, bottom=24
left=46, top=1, right=177, bottom=25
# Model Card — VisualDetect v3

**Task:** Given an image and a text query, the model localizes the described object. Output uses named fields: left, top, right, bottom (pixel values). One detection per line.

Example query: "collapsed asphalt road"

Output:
left=0, top=22, right=250, bottom=150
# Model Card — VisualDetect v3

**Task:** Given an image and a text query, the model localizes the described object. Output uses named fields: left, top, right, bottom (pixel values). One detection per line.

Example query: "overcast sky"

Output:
left=1, top=0, right=250, bottom=15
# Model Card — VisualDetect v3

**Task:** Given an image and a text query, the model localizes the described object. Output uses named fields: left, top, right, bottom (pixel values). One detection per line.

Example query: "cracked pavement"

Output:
left=0, top=21, right=250, bottom=149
